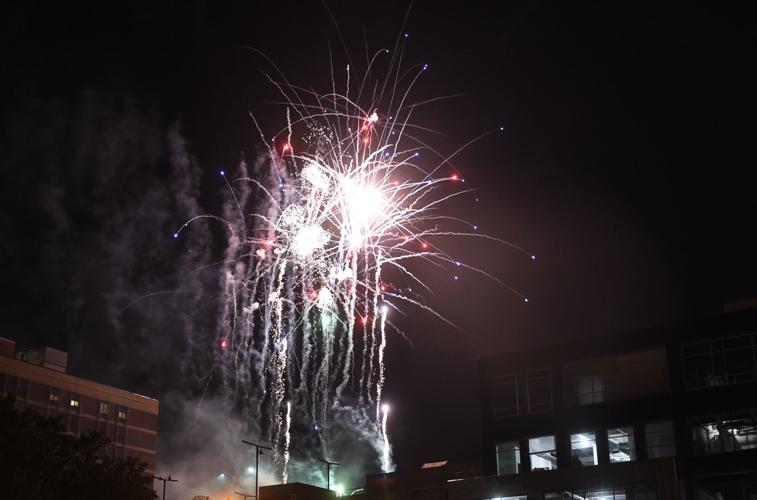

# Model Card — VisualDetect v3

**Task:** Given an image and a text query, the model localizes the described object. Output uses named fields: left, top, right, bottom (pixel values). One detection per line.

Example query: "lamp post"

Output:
left=315, top=457, right=340, bottom=490
left=242, top=440, right=272, bottom=499
left=153, top=474, right=177, bottom=500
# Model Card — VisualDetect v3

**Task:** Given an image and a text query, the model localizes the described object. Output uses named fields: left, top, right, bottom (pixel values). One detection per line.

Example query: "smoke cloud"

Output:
left=0, top=90, right=388, bottom=498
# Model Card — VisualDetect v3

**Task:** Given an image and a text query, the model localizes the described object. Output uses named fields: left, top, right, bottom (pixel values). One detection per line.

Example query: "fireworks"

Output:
left=176, top=43, right=531, bottom=485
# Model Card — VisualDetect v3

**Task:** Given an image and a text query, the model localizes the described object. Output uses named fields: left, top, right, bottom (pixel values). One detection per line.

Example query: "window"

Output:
left=492, top=369, right=552, bottom=417
left=16, top=378, right=28, bottom=398
left=118, top=409, right=127, bottom=420
left=691, top=413, right=757, bottom=455
left=578, top=375, right=604, bottom=404
left=546, top=484, right=656, bottom=499
left=562, top=349, right=670, bottom=407
left=495, top=441, right=520, bottom=475
left=70, top=396, right=80, bottom=408
left=645, top=420, right=675, bottom=458
left=48, top=388, right=60, bottom=403
left=99, top=402, right=109, bottom=415
left=682, top=332, right=757, bottom=389
left=570, top=432, right=597, bottom=466
left=608, top=427, right=635, bottom=462
left=529, top=435, right=557, bottom=470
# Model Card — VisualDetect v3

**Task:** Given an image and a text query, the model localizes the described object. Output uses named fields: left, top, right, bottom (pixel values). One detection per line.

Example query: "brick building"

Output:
left=0, top=337, right=159, bottom=474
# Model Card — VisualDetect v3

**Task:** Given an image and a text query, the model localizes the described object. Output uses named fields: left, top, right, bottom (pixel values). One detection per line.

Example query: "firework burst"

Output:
left=176, top=44, right=531, bottom=484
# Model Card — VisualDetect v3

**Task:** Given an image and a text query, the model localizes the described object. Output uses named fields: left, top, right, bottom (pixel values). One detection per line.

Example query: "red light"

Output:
left=421, top=242, right=428, bottom=249
left=451, top=174, right=458, bottom=180
left=361, top=317, right=367, bottom=325
left=363, top=138, right=369, bottom=144
left=393, top=181, right=399, bottom=185
left=282, top=143, right=291, bottom=153
left=221, top=339, right=227, bottom=348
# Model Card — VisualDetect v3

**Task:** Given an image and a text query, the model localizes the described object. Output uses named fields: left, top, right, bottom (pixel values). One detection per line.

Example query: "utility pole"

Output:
left=236, top=492, right=256, bottom=500
left=153, top=474, right=178, bottom=500
left=242, top=440, right=272, bottom=499
left=315, top=457, right=339, bottom=490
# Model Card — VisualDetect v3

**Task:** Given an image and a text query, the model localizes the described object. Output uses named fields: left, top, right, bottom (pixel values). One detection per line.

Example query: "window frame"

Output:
left=491, top=369, right=553, bottom=418
left=495, top=440, right=521, bottom=475
left=681, top=332, right=757, bottom=390
left=645, top=420, right=676, bottom=459
left=570, top=431, right=598, bottom=467
left=607, top=426, right=636, bottom=463
left=528, top=434, right=558, bottom=471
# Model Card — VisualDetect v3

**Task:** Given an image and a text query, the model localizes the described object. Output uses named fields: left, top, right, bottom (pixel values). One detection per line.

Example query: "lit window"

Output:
left=118, top=409, right=127, bottom=420
left=99, top=402, right=109, bottom=415
left=529, top=435, right=557, bottom=470
left=570, top=432, right=597, bottom=466
left=48, top=389, right=60, bottom=402
left=495, top=441, right=521, bottom=475
left=608, top=427, right=635, bottom=462
left=645, top=421, right=675, bottom=458
left=577, top=375, right=604, bottom=404
left=691, top=414, right=757, bottom=455
left=70, top=397, right=80, bottom=408
left=546, top=483, right=656, bottom=499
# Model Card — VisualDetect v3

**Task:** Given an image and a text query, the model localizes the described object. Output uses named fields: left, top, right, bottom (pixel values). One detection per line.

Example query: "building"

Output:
left=260, top=482, right=337, bottom=500
left=477, top=306, right=757, bottom=499
left=0, top=337, right=159, bottom=475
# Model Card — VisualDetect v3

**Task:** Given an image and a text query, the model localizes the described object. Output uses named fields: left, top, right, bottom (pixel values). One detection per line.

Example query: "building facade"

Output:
left=478, top=307, right=757, bottom=499
left=0, top=337, right=159, bottom=474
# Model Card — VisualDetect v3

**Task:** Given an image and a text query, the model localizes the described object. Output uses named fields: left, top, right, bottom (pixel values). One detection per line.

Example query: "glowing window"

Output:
left=99, top=402, right=109, bottom=415
left=570, top=432, right=597, bottom=466
left=608, top=427, right=635, bottom=462
left=529, top=435, right=557, bottom=470
left=48, top=389, right=60, bottom=402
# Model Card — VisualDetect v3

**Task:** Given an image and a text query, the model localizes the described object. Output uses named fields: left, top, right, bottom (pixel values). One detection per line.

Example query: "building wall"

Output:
left=479, top=309, right=757, bottom=499
left=0, top=353, right=159, bottom=474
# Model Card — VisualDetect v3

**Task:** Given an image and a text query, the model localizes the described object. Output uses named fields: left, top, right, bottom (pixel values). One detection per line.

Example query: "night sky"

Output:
left=1, top=0, right=755, bottom=475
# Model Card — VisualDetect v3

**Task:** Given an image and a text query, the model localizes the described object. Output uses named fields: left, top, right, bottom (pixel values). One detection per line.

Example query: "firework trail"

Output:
left=176, top=42, right=532, bottom=484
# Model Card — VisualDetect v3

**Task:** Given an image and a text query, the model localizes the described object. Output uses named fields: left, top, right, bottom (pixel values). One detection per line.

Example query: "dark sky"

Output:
left=1, top=0, right=755, bottom=473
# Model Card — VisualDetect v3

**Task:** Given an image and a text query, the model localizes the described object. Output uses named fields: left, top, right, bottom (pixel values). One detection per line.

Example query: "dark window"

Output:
left=492, top=369, right=553, bottom=417
left=578, top=375, right=604, bottom=404
left=691, top=413, right=757, bottom=455
left=646, top=420, right=676, bottom=458
left=16, top=378, right=28, bottom=399
left=682, top=332, right=757, bottom=389
left=0, top=373, right=5, bottom=393
left=495, top=441, right=520, bottom=475
left=562, top=348, right=669, bottom=407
